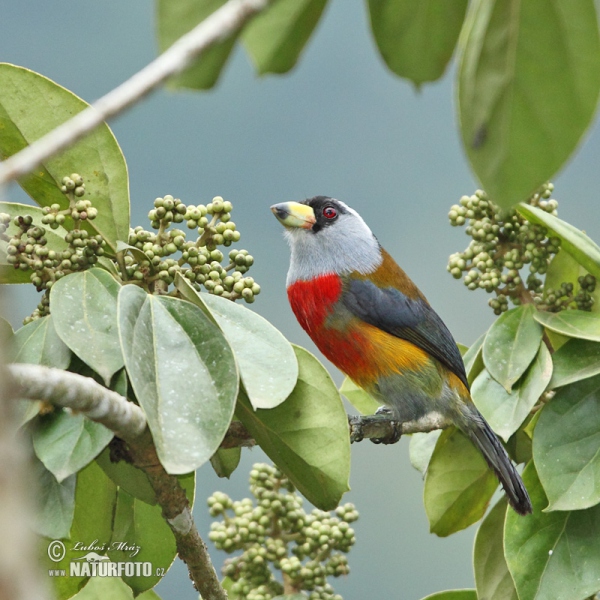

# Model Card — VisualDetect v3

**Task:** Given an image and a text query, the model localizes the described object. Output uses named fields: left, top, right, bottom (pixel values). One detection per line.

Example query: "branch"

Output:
left=0, top=0, right=270, bottom=186
left=348, top=413, right=450, bottom=443
left=122, top=431, right=227, bottom=600
left=8, top=363, right=146, bottom=441
left=7, top=363, right=226, bottom=600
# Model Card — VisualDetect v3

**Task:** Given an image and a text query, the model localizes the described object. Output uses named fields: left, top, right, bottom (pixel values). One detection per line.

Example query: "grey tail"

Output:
left=462, top=413, right=532, bottom=515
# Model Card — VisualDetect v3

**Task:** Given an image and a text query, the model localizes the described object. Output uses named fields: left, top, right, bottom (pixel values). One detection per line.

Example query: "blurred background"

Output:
left=2, top=1, right=600, bottom=598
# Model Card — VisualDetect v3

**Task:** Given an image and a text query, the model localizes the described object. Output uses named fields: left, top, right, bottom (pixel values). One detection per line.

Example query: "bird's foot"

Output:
left=370, top=420, right=402, bottom=445
left=375, top=405, right=393, bottom=416
left=349, top=415, right=364, bottom=443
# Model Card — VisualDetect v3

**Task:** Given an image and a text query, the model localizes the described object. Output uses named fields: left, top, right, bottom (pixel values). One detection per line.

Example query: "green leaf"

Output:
left=409, top=429, right=442, bottom=476
left=518, top=204, right=600, bottom=280
left=33, top=408, right=113, bottom=482
left=420, top=591, right=477, bottom=600
left=95, top=446, right=157, bottom=505
left=367, top=0, right=467, bottom=85
left=472, top=344, right=552, bottom=442
left=339, top=376, right=380, bottom=415
left=424, top=428, right=498, bottom=537
left=51, top=269, right=123, bottom=385
left=533, top=309, right=600, bottom=342
left=118, top=286, right=238, bottom=474
left=71, top=577, right=137, bottom=600
left=236, top=345, right=350, bottom=510
left=242, top=0, right=327, bottom=75
left=34, top=456, right=76, bottom=540
left=0, top=201, right=68, bottom=283
left=458, top=0, right=600, bottom=209
left=108, top=472, right=194, bottom=594
left=157, top=0, right=236, bottom=90
left=505, top=462, right=600, bottom=600
left=483, top=305, right=543, bottom=391
left=550, top=338, right=600, bottom=389
left=12, top=315, right=70, bottom=424
left=0, top=64, right=130, bottom=251
left=533, top=374, right=600, bottom=511
left=41, top=460, right=117, bottom=599
left=12, top=314, right=70, bottom=368
left=210, top=446, right=241, bottom=478
left=176, top=277, right=298, bottom=409
left=462, top=331, right=486, bottom=385
left=473, top=498, right=517, bottom=600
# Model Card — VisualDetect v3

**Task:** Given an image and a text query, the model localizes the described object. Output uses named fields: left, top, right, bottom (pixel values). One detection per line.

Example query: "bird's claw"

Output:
left=349, top=416, right=364, bottom=443
left=370, top=420, right=402, bottom=445
left=375, top=405, right=393, bottom=416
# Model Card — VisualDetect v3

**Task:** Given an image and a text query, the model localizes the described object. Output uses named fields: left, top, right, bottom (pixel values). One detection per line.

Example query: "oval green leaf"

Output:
left=420, top=591, right=477, bottom=600
left=505, top=462, right=600, bottom=600
left=108, top=473, right=195, bottom=594
left=236, top=345, right=350, bottom=510
left=533, top=308, right=600, bottom=342
left=12, top=314, right=71, bottom=368
left=483, top=305, right=543, bottom=391
left=242, top=0, right=327, bottom=75
left=409, top=429, right=442, bottom=476
left=533, top=373, right=600, bottom=511
left=95, top=446, right=157, bottom=506
left=462, top=331, right=486, bottom=385
left=41, top=460, right=117, bottom=600
left=71, top=577, right=138, bottom=600
left=210, top=446, right=241, bottom=479
left=33, top=409, right=113, bottom=482
left=550, top=338, right=600, bottom=389
left=367, top=0, right=467, bottom=86
left=50, top=269, right=123, bottom=385
left=424, top=427, right=498, bottom=537
left=518, top=204, right=600, bottom=280
left=175, top=277, right=298, bottom=409
left=458, top=1, right=600, bottom=209
left=472, top=344, right=552, bottom=442
left=473, top=498, right=517, bottom=600
left=0, top=201, right=68, bottom=283
left=157, top=0, right=236, bottom=90
left=118, top=286, right=238, bottom=474
left=34, top=456, right=76, bottom=540
left=339, top=376, right=380, bottom=415
left=0, top=64, right=130, bottom=251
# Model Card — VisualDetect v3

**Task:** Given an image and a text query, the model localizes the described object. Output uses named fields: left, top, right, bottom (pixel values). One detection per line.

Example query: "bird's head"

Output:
left=271, top=196, right=382, bottom=284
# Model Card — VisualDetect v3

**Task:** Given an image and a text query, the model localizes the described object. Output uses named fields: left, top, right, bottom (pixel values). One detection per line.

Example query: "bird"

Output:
left=271, top=195, right=532, bottom=516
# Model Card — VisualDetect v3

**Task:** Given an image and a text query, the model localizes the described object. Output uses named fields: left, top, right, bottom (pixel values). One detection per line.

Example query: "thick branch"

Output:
left=7, top=363, right=227, bottom=599
left=0, top=0, right=270, bottom=186
left=8, top=364, right=146, bottom=441
left=123, top=431, right=227, bottom=600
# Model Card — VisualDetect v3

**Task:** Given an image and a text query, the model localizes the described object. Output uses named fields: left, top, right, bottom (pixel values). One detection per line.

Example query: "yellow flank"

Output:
left=351, top=322, right=432, bottom=386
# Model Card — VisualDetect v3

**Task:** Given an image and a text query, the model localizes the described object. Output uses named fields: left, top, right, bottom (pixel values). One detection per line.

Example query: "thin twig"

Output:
left=0, top=0, right=270, bottom=187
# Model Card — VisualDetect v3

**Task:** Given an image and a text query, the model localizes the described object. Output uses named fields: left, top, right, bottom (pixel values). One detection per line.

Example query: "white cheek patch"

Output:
left=285, top=209, right=383, bottom=285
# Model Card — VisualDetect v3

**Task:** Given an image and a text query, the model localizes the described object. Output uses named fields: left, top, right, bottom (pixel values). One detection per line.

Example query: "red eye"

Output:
left=323, top=206, right=337, bottom=219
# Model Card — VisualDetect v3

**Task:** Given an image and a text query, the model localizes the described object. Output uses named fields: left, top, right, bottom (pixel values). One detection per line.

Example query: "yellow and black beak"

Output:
left=271, top=202, right=316, bottom=229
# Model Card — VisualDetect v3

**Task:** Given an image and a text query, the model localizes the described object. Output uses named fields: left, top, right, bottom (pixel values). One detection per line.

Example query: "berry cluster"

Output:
left=447, top=184, right=596, bottom=314
left=208, top=463, right=357, bottom=600
left=125, top=195, right=259, bottom=302
left=1, top=174, right=106, bottom=323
